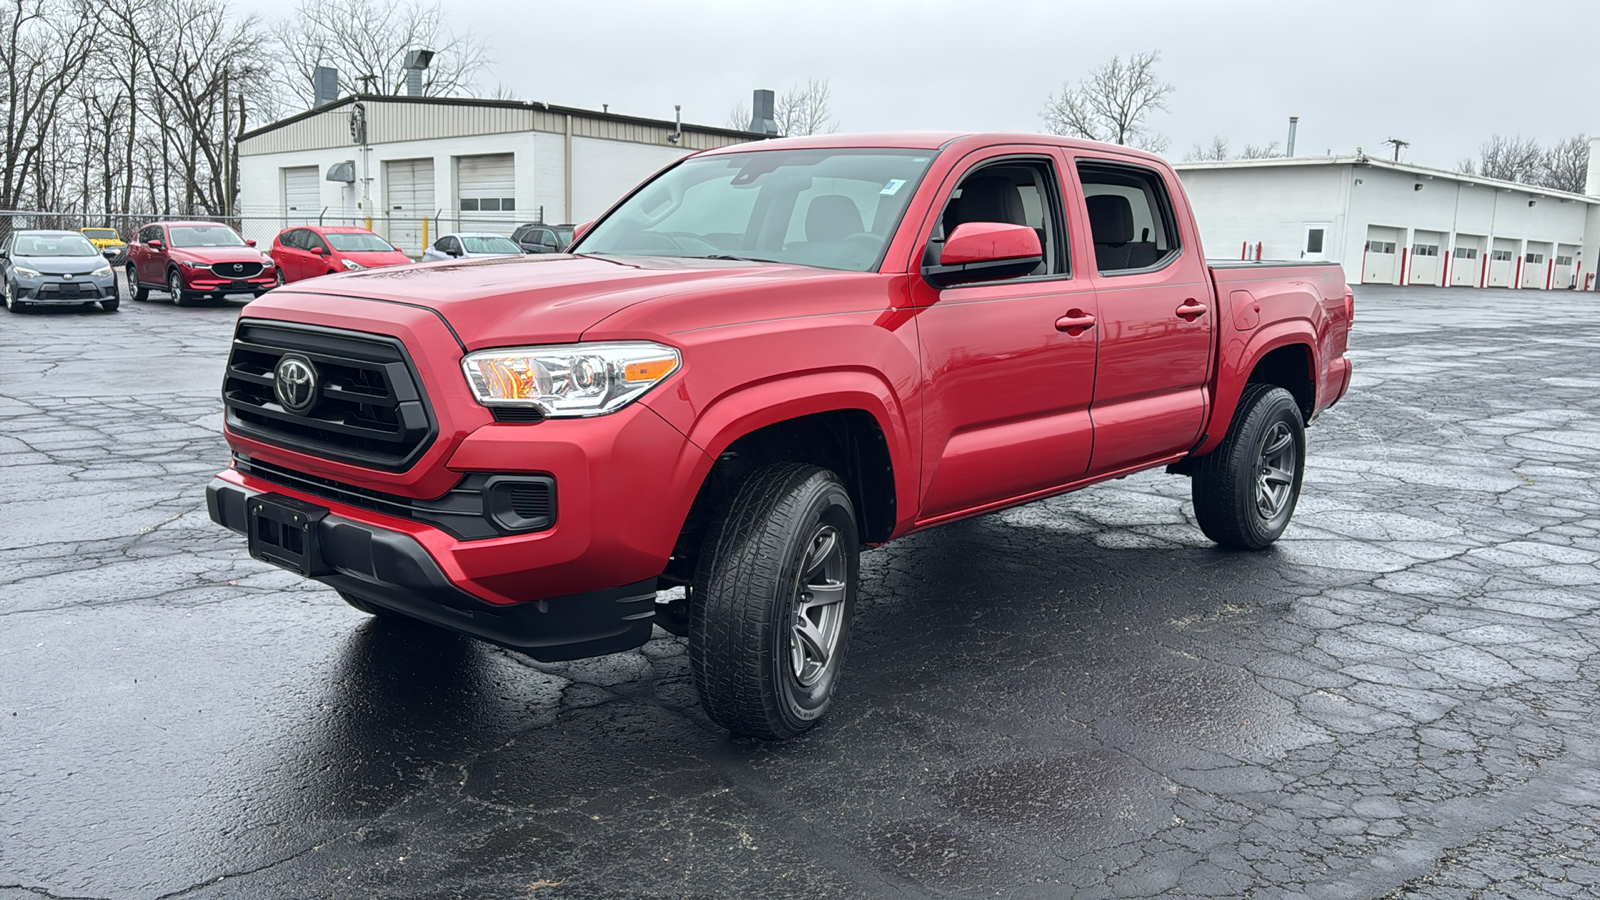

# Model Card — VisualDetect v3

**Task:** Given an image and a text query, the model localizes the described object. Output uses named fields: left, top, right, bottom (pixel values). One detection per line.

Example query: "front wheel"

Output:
left=1191, top=384, right=1306, bottom=550
left=690, top=464, right=859, bottom=740
left=100, top=297, right=120, bottom=312
left=3, top=279, right=23, bottom=312
left=168, top=269, right=193, bottom=306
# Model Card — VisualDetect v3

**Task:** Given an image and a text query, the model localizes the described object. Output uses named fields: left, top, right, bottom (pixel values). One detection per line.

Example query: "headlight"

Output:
left=13, top=265, right=40, bottom=278
left=341, top=259, right=364, bottom=271
left=462, top=342, right=681, bottom=417
left=179, top=260, right=210, bottom=270
left=92, top=264, right=112, bottom=277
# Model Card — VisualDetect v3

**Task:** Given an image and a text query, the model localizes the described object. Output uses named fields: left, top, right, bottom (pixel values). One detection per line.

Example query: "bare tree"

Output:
left=1186, top=136, right=1229, bottom=161
left=773, top=79, right=837, bottom=136
left=1541, top=134, right=1589, bottom=194
left=1465, top=135, right=1545, bottom=183
left=1240, top=141, right=1282, bottom=160
left=0, top=0, right=101, bottom=209
left=725, top=100, right=750, bottom=132
left=276, top=0, right=491, bottom=107
left=1041, top=51, right=1172, bottom=152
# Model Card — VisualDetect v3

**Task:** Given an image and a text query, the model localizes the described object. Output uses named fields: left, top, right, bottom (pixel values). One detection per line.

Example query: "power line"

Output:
left=1382, top=137, right=1410, bottom=162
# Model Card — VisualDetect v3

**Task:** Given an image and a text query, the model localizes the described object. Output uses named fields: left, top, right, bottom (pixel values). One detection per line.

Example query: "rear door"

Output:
left=1072, top=156, right=1214, bottom=474
left=910, top=146, right=1099, bottom=522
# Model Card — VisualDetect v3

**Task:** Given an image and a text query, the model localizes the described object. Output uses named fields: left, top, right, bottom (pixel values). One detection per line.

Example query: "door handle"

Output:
left=1055, top=311, right=1096, bottom=334
left=1175, top=298, right=1208, bottom=321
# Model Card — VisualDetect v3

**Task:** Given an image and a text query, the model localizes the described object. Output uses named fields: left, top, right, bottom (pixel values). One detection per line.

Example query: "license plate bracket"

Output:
left=229, top=279, right=251, bottom=291
left=246, top=493, right=329, bottom=576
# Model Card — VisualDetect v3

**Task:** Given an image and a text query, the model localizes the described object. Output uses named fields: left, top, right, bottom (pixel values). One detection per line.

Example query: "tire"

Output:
left=100, top=297, right=120, bottom=312
left=274, top=269, right=285, bottom=287
left=127, top=265, right=149, bottom=302
left=1191, top=383, right=1306, bottom=550
left=168, top=268, right=193, bottom=306
left=339, top=591, right=401, bottom=617
left=690, top=463, right=859, bottom=739
left=4, top=279, right=23, bottom=312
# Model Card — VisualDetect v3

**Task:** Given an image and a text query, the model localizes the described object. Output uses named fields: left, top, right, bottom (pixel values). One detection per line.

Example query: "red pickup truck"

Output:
left=208, top=133, right=1352, bottom=738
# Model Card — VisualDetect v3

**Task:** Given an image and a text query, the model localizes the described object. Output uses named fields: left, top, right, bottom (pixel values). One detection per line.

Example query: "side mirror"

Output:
left=315, top=246, right=328, bottom=256
left=923, top=223, right=1043, bottom=287
left=146, top=239, right=164, bottom=251
left=245, top=239, right=257, bottom=247
left=102, top=248, right=118, bottom=259
left=572, top=221, right=593, bottom=243
left=446, top=246, right=463, bottom=258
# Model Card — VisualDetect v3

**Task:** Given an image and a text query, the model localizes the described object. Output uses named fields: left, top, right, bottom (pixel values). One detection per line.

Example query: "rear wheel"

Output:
left=689, top=464, right=859, bottom=739
left=127, top=265, right=149, bottom=301
left=1191, top=384, right=1306, bottom=550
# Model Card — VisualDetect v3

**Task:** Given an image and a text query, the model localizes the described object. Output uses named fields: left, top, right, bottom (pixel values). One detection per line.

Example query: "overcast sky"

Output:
left=240, top=0, right=1600, bottom=169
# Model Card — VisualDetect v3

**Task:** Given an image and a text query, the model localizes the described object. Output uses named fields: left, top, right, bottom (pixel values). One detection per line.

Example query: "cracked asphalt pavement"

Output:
left=5, top=285, right=1600, bottom=899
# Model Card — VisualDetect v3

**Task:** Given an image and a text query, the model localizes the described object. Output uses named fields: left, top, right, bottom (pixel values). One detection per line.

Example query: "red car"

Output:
left=270, top=226, right=412, bottom=284
left=209, top=133, right=1354, bottom=739
left=125, top=221, right=277, bottom=306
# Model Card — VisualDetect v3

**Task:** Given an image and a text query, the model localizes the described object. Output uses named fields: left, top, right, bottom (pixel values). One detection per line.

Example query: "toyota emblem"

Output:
left=273, top=354, right=318, bottom=413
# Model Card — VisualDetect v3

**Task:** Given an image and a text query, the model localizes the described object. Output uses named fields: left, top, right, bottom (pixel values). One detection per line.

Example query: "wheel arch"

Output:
left=1194, top=325, right=1319, bottom=458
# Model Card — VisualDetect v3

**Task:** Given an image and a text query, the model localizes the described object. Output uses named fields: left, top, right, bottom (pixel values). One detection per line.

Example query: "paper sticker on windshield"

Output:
left=881, top=179, right=907, bottom=196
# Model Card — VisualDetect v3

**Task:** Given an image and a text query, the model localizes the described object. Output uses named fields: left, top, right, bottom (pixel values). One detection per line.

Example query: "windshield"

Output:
left=81, top=229, right=120, bottom=240
left=13, top=234, right=99, bottom=257
left=326, top=232, right=397, bottom=253
left=575, top=148, right=935, bottom=272
left=462, top=236, right=520, bottom=254
left=168, top=225, right=246, bottom=249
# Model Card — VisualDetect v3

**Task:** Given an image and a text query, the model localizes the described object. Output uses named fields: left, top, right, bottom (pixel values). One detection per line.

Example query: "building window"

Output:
left=1491, top=250, right=1513, bottom=261
left=460, top=198, right=479, bottom=211
left=1365, top=240, right=1396, bottom=254
left=1557, top=255, right=1574, bottom=266
left=1306, top=229, right=1324, bottom=253
left=1454, top=247, right=1478, bottom=259
left=1525, top=252, right=1545, bottom=264
left=1413, top=243, right=1439, bottom=257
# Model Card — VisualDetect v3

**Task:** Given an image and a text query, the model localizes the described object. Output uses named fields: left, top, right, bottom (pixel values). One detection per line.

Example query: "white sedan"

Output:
left=421, top=233, right=524, bottom=262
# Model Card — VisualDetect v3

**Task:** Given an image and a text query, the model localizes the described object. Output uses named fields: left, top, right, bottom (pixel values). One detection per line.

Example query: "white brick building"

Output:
left=1176, top=146, right=1600, bottom=290
left=235, top=95, right=759, bottom=256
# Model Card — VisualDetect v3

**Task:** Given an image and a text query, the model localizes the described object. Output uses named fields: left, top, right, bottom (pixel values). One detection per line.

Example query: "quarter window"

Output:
left=1076, top=161, right=1180, bottom=274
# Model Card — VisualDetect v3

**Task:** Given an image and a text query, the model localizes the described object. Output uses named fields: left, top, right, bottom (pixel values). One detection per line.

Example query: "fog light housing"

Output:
left=483, top=475, right=557, bottom=533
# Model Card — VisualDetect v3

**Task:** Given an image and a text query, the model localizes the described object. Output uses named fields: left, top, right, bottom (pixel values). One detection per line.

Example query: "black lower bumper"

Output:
left=207, top=478, right=657, bottom=662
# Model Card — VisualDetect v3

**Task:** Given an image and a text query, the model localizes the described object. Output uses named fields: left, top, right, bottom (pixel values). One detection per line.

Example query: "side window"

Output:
left=1077, top=162, right=1181, bottom=275
left=307, top=232, right=329, bottom=253
left=444, top=237, right=461, bottom=254
left=511, top=226, right=530, bottom=243
left=138, top=225, right=156, bottom=243
left=281, top=229, right=302, bottom=249
left=538, top=229, right=558, bottom=248
left=433, top=237, right=449, bottom=251
left=933, top=157, right=1069, bottom=277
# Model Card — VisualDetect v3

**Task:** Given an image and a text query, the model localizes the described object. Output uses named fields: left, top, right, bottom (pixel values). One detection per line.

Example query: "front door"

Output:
left=910, top=148, right=1099, bottom=522
left=1074, top=156, right=1214, bottom=474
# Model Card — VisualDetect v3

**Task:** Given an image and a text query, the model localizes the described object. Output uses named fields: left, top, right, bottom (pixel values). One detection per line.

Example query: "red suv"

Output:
left=126, top=221, right=277, bottom=306
left=271, top=226, right=412, bottom=284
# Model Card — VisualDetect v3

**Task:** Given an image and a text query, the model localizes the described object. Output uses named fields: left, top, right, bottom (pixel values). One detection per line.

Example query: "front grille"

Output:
left=213, top=261, right=263, bottom=278
left=236, top=455, right=555, bottom=539
left=222, top=320, right=435, bottom=470
left=39, top=282, right=98, bottom=297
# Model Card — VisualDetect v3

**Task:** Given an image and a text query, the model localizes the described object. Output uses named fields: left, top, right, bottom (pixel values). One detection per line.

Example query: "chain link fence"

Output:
left=1, top=209, right=543, bottom=260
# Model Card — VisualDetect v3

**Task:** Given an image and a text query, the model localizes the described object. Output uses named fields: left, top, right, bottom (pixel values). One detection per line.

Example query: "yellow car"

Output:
left=79, top=227, right=128, bottom=262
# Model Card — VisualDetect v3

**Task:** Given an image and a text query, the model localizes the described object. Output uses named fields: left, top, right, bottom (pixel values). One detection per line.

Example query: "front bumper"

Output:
left=177, top=268, right=276, bottom=294
left=207, top=477, right=658, bottom=661
left=14, top=274, right=117, bottom=303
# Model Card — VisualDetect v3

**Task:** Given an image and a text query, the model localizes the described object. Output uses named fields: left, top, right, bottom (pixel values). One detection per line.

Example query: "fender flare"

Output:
left=680, top=368, right=919, bottom=532
left=1197, top=322, right=1319, bottom=457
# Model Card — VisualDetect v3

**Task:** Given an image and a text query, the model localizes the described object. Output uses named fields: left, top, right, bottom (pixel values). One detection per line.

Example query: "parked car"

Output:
left=1, top=230, right=120, bottom=312
left=79, top=227, right=128, bottom=263
left=208, top=133, right=1354, bottom=740
left=125, top=221, right=277, bottom=306
left=271, top=226, right=412, bottom=284
left=420, top=233, right=522, bottom=262
left=510, top=222, right=575, bottom=254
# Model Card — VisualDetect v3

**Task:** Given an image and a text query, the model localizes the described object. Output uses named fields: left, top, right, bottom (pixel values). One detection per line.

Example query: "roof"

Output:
left=239, top=93, right=764, bottom=144
left=1175, top=154, right=1600, bottom=204
left=696, top=131, right=1173, bottom=162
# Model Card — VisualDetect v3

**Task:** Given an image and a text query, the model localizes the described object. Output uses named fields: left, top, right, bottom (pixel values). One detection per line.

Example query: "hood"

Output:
left=172, top=246, right=269, bottom=265
left=341, top=249, right=412, bottom=265
left=11, top=255, right=112, bottom=274
left=267, top=253, right=831, bottom=347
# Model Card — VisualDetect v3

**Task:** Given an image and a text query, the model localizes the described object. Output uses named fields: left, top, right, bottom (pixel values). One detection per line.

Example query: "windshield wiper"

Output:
left=698, top=254, right=784, bottom=264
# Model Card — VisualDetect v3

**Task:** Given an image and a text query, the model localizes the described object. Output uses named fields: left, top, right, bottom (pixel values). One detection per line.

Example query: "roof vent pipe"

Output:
left=313, top=66, right=338, bottom=108
left=1286, top=116, right=1299, bottom=157
left=749, top=89, right=778, bottom=136
left=1585, top=136, right=1600, bottom=196
left=403, top=49, right=434, bottom=97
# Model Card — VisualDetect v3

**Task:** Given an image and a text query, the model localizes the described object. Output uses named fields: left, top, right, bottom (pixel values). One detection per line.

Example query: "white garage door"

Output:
left=1488, top=238, right=1517, bottom=288
left=456, top=154, right=515, bottom=232
left=1522, top=242, right=1553, bottom=289
left=384, top=158, right=435, bottom=256
left=1362, top=226, right=1400, bottom=284
left=1554, top=244, right=1579, bottom=290
left=1451, top=235, right=1484, bottom=287
left=1409, top=230, right=1444, bottom=287
left=282, top=166, right=320, bottom=226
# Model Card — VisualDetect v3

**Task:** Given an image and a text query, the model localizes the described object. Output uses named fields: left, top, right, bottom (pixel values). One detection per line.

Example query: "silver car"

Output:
left=420, top=232, right=523, bottom=262
left=2, top=230, right=120, bottom=312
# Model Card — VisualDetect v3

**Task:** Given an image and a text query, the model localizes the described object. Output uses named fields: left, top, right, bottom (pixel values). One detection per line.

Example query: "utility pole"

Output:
left=1382, top=137, right=1410, bottom=162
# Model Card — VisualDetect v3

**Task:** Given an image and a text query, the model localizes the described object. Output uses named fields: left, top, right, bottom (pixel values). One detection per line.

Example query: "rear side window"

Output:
left=1077, top=162, right=1181, bottom=275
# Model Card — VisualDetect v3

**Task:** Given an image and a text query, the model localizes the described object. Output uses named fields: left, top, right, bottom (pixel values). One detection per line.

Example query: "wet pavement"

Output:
left=4, top=284, right=1600, bottom=899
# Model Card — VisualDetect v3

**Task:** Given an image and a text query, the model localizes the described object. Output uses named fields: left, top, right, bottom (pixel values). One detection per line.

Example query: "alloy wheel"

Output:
left=790, top=525, right=848, bottom=689
left=1255, top=421, right=1297, bottom=521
